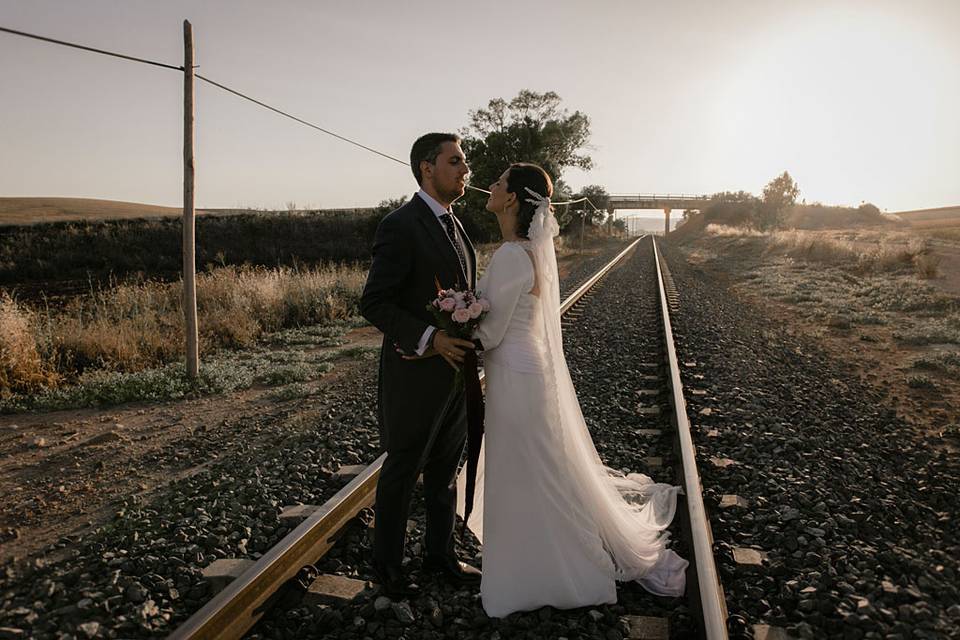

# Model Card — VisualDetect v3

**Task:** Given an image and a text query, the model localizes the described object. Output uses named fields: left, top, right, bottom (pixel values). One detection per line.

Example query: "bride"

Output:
left=457, top=163, right=688, bottom=618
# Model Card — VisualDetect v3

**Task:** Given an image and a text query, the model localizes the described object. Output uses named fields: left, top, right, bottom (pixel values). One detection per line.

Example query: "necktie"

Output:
left=439, top=213, right=468, bottom=281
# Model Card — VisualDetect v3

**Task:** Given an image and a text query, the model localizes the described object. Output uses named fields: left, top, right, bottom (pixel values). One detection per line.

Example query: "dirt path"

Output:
left=0, top=326, right=383, bottom=563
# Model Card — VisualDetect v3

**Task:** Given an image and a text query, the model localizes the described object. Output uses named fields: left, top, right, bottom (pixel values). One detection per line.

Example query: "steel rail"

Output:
left=559, top=237, right=643, bottom=315
left=168, top=235, right=644, bottom=640
left=652, top=236, right=728, bottom=639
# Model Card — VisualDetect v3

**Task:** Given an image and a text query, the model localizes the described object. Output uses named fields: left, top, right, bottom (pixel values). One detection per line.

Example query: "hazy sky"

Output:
left=2, top=0, right=958, bottom=212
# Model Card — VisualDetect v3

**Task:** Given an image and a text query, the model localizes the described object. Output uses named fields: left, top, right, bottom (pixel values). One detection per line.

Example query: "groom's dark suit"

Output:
left=360, top=193, right=477, bottom=571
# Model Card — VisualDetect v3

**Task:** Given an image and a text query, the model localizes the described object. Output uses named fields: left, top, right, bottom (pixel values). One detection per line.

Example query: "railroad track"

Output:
left=169, top=236, right=728, bottom=640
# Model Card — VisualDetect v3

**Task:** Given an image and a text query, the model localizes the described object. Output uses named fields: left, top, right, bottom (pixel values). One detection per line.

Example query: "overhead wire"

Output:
left=1, top=24, right=607, bottom=210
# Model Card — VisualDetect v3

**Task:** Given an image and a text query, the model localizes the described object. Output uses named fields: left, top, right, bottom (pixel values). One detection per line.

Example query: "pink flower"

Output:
left=468, top=302, right=483, bottom=319
left=439, top=297, right=457, bottom=312
left=479, top=298, right=491, bottom=312
left=451, top=308, right=471, bottom=323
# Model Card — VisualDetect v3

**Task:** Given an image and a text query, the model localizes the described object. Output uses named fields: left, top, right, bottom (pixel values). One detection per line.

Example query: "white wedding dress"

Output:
left=455, top=226, right=688, bottom=618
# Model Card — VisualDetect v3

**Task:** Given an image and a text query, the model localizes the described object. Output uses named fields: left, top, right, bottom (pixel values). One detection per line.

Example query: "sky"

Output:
left=1, top=0, right=958, bottom=214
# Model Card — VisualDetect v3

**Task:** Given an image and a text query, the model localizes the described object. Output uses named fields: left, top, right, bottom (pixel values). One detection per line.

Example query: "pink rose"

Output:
left=479, top=298, right=491, bottom=312
left=439, top=297, right=456, bottom=312
left=468, top=302, right=483, bottom=319
left=451, top=308, right=471, bottom=323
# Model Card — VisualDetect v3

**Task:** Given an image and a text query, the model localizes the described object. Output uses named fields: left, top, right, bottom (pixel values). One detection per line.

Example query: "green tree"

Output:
left=702, top=190, right=760, bottom=228
left=758, top=171, right=800, bottom=229
left=457, top=90, right=593, bottom=241
left=572, top=185, right=609, bottom=225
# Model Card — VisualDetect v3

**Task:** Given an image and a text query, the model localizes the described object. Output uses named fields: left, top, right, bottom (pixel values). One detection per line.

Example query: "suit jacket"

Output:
left=360, top=194, right=477, bottom=436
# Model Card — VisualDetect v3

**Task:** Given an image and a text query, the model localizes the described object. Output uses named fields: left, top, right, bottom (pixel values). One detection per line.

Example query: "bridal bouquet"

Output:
left=426, top=278, right=489, bottom=532
left=426, top=279, right=490, bottom=342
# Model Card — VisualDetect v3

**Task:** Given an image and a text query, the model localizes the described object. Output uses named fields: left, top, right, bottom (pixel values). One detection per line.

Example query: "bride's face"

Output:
left=486, top=169, right=516, bottom=214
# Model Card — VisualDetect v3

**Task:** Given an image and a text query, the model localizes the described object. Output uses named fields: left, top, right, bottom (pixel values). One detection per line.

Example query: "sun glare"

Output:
left=708, top=4, right=953, bottom=208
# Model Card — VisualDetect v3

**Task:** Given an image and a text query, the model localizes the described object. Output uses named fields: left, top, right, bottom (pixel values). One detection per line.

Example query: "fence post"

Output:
left=183, top=20, right=199, bottom=379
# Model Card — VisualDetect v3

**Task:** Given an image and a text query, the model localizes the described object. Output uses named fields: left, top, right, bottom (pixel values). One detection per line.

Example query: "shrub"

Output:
left=0, top=294, right=58, bottom=393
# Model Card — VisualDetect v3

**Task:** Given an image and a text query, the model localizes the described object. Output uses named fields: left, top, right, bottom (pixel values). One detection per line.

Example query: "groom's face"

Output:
left=423, top=141, right=469, bottom=206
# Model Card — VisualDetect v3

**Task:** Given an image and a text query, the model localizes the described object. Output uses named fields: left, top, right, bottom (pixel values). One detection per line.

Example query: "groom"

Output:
left=360, top=132, right=480, bottom=597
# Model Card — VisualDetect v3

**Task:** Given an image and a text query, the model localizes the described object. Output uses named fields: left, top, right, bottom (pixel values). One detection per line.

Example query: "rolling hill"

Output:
left=0, top=197, right=193, bottom=225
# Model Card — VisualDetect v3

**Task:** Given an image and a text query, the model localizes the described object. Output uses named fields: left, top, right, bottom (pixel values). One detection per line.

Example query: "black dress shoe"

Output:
left=422, top=555, right=482, bottom=586
left=371, top=561, right=419, bottom=598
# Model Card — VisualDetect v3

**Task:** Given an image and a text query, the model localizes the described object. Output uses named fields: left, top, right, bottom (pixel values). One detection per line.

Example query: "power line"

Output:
left=195, top=74, right=411, bottom=168
left=0, top=23, right=605, bottom=207
left=0, top=25, right=183, bottom=71
left=0, top=24, right=417, bottom=174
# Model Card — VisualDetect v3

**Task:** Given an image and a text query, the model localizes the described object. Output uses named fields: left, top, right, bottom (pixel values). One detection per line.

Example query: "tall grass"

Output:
left=0, top=294, right=59, bottom=393
left=706, top=225, right=939, bottom=278
left=1, top=263, right=365, bottom=394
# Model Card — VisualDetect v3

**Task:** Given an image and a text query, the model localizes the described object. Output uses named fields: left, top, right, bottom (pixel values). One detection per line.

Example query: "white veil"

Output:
left=459, top=188, right=687, bottom=596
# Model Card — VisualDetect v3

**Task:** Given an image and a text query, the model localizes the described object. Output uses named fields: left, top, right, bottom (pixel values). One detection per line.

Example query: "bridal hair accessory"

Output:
left=524, top=187, right=559, bottom=243
left=523, top=186, right=549, bottom=206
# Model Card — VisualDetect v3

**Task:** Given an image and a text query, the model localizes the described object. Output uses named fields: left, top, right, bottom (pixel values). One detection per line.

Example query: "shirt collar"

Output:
left=417, top=188, right=452, bottom=219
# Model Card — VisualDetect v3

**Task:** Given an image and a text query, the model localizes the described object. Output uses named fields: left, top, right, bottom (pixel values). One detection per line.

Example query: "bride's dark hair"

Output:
left=506, top=163, right=553, bottom=239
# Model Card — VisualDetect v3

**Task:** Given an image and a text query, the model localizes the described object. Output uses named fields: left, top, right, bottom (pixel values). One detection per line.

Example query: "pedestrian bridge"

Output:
left=607, top=194, right=715, bottom=235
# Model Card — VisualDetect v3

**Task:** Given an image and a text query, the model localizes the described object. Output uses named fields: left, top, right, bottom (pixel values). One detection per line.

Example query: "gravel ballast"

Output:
left=0, top=241, right=638, bottom=639
left=251, top=237, right=693, bottom=639
left=661, top=241, right=960, bottom=640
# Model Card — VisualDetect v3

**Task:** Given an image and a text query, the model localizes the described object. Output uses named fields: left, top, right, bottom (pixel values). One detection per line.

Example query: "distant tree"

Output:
left=572, top=184, right=609, bottom=225
left=375, top=196, right=408, bottom=215
left=703, top=190, right=761, bottom=227
left=758, top=171, right=800, bottom=229
left=458, top=90, right=593, bottom=241
left=857, top=203, right=881, bottom=218
left=611, top=217, right=627, bottom=235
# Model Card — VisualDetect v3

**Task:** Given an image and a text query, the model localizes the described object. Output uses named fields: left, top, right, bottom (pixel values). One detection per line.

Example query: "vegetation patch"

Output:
left=0, top=263, right=366, bottom=393
left=906, top=375, right=937, bottom=390
left=911, top=352, right=960, bottom=378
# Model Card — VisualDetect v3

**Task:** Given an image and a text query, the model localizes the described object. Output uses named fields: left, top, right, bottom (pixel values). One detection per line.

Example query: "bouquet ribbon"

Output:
left=461, top=347, right=484, bottom=533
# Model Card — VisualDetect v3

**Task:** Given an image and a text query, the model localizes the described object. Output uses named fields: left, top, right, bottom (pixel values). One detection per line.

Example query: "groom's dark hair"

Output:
left=411, top=132, right=461, bottom=185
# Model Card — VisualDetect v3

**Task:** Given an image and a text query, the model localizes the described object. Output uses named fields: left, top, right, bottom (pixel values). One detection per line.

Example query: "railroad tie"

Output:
left=303, top=574, right=371, bottom=605
left=279, top=504, right=324, bottom=528
left=719, top=495, right=750, bottom=510
left=200, top=558, right=255, bottom=595
left=752, top=624, right=797, bottom=639
left=621, top=615, right=669, bottom=640
left=732, top=547, right=768, bottom=567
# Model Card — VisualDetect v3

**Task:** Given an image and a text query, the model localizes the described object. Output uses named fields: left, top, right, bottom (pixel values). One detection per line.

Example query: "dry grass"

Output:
left=925, top=228, right=960, bottom=243
left=2, top=263, right=366, bottom=393
left=705, top=225, right=939, bottom=278
left=0, top=294, right=59, bottom=393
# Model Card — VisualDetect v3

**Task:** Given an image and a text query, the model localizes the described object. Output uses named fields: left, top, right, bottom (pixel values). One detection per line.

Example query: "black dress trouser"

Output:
left=373, top=382, right=467, bottom=570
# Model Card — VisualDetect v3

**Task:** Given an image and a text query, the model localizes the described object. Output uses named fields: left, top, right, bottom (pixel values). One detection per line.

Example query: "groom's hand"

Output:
left=432, top=330, right=475, bottom=369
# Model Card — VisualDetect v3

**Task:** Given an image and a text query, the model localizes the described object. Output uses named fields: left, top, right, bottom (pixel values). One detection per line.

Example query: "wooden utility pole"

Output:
left=183, top=20, right=199, bottom=378
left=579, top=206, right=586, bottom=254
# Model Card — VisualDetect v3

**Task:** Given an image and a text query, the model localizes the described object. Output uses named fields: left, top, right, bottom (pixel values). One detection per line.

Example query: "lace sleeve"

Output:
left=473, top=244, right=534, bottom=351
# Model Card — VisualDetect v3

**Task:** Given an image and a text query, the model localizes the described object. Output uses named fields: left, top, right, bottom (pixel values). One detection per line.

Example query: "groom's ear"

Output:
left=420, top=159, right=433, bottom=183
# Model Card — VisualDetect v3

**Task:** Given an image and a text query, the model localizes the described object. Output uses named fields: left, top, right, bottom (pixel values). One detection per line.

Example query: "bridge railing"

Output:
left=608, top=193, right=711, bottom=201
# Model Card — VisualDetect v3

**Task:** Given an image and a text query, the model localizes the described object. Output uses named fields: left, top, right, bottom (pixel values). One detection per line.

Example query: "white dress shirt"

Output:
left=414, top=189, right=472, bottom=355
